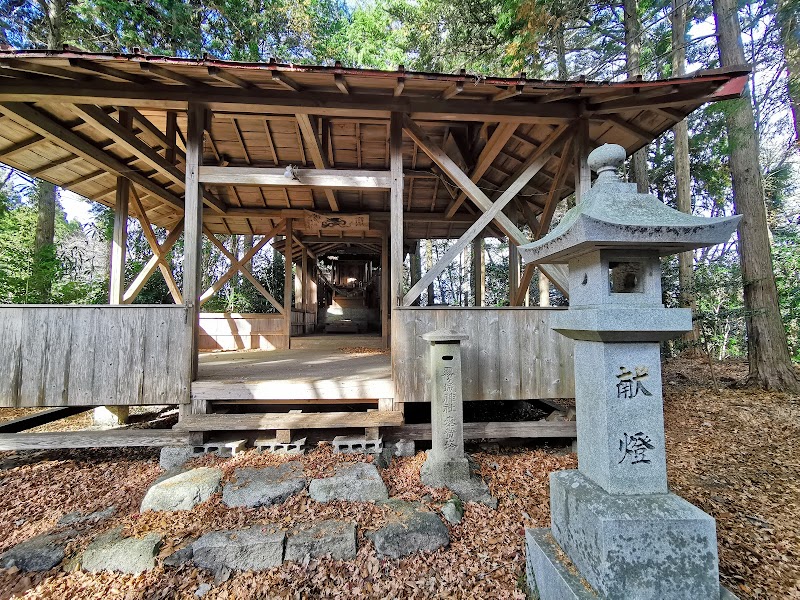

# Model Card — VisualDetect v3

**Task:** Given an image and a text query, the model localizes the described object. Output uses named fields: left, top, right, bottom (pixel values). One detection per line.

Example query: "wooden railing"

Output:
left=0, top=305, right=189, bottom=407
left=392, top=307, right=574, bottom=402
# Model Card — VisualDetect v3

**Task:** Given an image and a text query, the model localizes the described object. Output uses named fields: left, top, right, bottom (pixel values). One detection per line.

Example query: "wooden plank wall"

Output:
left=392, top=307, right=574, bottom=402
left=290, top=310, right=316, bottom=336
left=0, top=305, right=189, bottom=407
left=199, top=312, right=286, bottom=351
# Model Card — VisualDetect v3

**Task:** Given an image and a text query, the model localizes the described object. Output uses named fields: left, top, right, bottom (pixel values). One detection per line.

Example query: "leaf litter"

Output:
left=0, top=356, right=796, bottom=599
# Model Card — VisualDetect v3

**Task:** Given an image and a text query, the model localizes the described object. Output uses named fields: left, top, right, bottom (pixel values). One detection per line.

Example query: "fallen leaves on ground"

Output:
left=0, top=356, right=796, bottom=599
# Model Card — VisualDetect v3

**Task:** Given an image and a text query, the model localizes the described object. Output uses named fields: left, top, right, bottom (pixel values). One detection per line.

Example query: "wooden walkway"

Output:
left=194, top=334, right=392, bottom=402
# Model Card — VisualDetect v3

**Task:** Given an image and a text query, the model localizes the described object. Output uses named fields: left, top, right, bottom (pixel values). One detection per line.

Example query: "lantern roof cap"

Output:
left=519, top=144, right=741, bottom=264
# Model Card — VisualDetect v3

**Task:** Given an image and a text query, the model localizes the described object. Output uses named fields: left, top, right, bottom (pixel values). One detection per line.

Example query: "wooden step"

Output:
left=174, top=411, right=404, bottom=432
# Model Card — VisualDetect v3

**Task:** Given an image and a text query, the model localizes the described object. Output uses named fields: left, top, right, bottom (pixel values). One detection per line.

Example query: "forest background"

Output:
left=0, top=0, right=798, bottom=384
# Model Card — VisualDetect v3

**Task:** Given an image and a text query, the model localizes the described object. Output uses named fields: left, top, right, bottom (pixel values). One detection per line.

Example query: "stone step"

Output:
left=174, top=411, right=403, bottom=432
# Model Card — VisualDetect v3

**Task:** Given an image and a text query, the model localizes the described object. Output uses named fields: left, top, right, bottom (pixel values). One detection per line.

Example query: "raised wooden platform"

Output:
left=174, top=411, right=403, bottom=432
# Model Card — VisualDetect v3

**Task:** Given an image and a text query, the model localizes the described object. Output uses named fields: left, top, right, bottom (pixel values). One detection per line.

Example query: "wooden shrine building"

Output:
left=0, top=51, right=748, bottom=449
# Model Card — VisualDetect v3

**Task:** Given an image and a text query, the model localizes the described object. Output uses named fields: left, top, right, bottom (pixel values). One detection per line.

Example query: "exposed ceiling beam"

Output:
left=0, top=58, right=87, bottom=80
left=70, top=104, right=226, bottom=214
left=199, top=166, right=391, bottom=188
left=0, top=101, right=184, bottom=211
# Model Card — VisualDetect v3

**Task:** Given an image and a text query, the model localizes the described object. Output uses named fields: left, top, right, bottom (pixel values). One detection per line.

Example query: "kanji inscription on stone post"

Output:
left=420, top=329, right=470, bottom=487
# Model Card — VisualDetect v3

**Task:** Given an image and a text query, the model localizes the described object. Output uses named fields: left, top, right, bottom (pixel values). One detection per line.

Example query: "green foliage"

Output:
left=0, top=183, right=103, bottom=304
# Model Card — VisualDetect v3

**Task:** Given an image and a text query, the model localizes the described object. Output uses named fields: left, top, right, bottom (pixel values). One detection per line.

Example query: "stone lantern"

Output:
left=518, top=144, right=741, bottom=600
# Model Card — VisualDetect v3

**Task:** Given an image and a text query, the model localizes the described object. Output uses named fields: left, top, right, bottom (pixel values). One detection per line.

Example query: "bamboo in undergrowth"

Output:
left=713, top=0, right=800, bottom=392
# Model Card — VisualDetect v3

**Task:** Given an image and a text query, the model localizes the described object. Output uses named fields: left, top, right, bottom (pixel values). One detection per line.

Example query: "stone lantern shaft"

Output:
left=518, top=144, right=741, bottom=600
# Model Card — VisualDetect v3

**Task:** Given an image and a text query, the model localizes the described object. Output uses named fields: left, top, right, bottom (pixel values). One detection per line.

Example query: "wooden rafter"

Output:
left=231, top=118, right=252, bottom=164
left=208, top=66, right=253, bottom=89
left=69, top=59, right=150, bottom=85
left=0, top=101, right=185, bottom=211
left=264, top=120, right=279, bottom=165
left=536, top=137, right=574, bottom=239
left=71, top=104, right=226, bottom=214
left=0, top=134, right=45, bottom=158
left=139, top=62, right=206, bottom=87
left=605, top=115, right=652, bottom=143
left=295, top=114, right=339, bottom=211
left=444, top=122, right=518, bottom=218
left=0, top=58, right=86, bottom=80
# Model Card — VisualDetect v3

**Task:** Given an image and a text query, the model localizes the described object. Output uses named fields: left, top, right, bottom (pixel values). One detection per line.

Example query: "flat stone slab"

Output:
left=82, top=527, right=162, bottom=574
left=285, top=520, right=357, bottom=562
left=368, top=500, right=449, bottom=558
left=448, top=477, right=498, bottom=509
left=440, top=498, right=464, bottom=524
left=191, top=525, right=285, bottom=578
left=309, top=462, right=388, bottom=503
left=141, top=467, right=223, bottom=512
left=222, top=463, right=307, bottom=508
left=58, top=505, right=115, bottom=526
left=0, top=530, right=77, bottom=571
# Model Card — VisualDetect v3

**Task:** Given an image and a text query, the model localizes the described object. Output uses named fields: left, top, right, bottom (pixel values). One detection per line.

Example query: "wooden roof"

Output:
left=0, top=51, right=749, bottom=246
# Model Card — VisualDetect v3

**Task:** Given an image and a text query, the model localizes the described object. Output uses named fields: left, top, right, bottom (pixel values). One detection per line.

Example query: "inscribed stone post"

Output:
left=420, top=329, right=470, bottom=486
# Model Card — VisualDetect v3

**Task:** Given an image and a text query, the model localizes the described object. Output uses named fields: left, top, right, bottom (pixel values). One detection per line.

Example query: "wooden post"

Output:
left=284, top=218, right=293, bottom=348
left=381, top=232, right=389, bottom=348
left=165, top=110, right=178, bottom=165
left=472, top=238, right=484, bottom=307
left=574, top=117, right=591, bottom=204
left=539, top=270, right=551, bottom=306
left=301, top=247, right=308, bottom=333
left=109, top=177, right=129, bottom=304
left=509, top=241, right=520, bottom=304
left=389, top=113, right=404, bottom=309
left=108, top=111, right=132, bottom=305
left=184, top=103, right=205, bottom=385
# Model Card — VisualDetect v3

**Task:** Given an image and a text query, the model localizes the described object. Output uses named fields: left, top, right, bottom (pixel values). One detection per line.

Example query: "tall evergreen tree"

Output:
left=713, top=0, right=800, bottom=390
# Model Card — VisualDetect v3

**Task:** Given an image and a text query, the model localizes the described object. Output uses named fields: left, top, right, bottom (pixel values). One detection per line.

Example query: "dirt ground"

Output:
left=0, top=356, right=797, bottom=599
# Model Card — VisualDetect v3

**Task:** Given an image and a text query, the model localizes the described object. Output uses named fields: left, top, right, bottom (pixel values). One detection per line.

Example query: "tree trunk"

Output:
left=713, top=0, right=800, bottom=391
left=410, top=242, right=422, bottom=306
left=425, top=239, right=435, bottom=305
left=672, top=0, right=701, bottom=349
left=623, top=0, right=650, bottom=193
left=30, top=0, right=65, bottom=304
left=778, top=0, right=800, bottom=144
left=31, top=180, right=57, bottom=303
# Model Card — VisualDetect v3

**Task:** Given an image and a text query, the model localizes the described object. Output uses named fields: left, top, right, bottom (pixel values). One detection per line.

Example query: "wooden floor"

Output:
left=194, top=334, right=393, bottom=402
